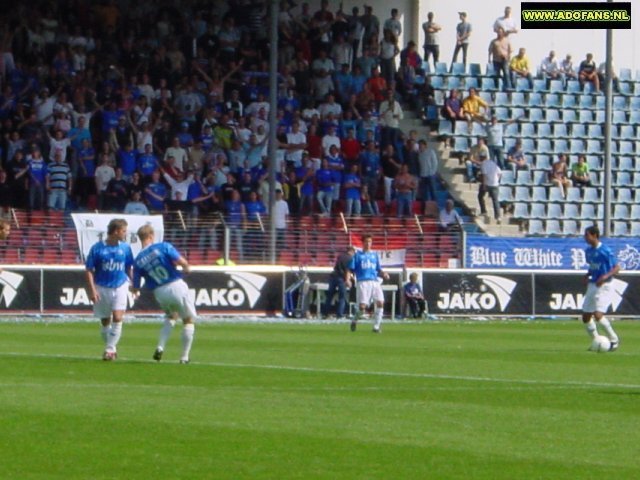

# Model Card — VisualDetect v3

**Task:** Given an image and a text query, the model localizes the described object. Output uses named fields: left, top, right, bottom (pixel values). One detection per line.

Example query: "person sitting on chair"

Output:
left=404, top=272, right=426, bottom=318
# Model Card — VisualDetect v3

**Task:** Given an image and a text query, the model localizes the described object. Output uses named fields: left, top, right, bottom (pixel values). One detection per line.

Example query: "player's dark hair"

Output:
left=585, top=225, right=600, bottom=238
left=361, top=233, right=372, bottom=242
left=107, top=218, right=128, bottom=235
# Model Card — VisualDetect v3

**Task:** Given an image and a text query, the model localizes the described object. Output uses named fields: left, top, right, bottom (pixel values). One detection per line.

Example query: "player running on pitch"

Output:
left=346, top=233, right=389, bottom=333
left=582, top=225, right=620, bottom=351
left=132, top=224, right=196, bottom=364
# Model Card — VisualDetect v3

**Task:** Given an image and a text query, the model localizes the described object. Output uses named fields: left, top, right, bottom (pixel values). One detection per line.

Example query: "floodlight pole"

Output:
left=603, top=0, right=613, bottom=237
left=268, top=0, right=279, bottom=263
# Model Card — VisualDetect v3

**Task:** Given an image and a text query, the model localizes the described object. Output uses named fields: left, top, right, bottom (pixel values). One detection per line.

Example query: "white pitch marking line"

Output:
left=2, top=351, right=639, bottom=390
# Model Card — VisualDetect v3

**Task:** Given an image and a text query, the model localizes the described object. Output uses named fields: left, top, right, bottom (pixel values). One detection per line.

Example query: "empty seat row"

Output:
left=527, top=219, right=640, bottom=237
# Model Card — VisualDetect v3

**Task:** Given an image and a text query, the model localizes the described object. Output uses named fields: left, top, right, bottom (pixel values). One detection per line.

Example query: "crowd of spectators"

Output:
left=0, top=0, right=443, bottom=227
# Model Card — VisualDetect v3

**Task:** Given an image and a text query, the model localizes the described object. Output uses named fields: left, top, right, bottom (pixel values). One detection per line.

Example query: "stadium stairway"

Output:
left=439, top=139, right=523, bottom=237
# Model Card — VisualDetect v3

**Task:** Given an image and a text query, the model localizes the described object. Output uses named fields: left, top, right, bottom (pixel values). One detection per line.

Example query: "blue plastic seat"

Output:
left=533, top=170, right=549, bottom=185
left=494, top=91, right=510, bottom=106
left=537, top=139, right=553, bottom=154
left=553, top=139, right=568, bottom=154
left=545, top=93, right=561, bottom=108
left=534, top=154, right=551, bottom=170
left=618, top=141, right=635, bottom=156
left=511, top=92, right=527, bottom=106
left=528, top=92, right=544, bottom=107
left=516, top=170, right=532, bottom=185
left=613, top=221, right=630, bottom=237
left=566, top=188, right=582, bottom=203
left=570, top=139, right=585, bottom=154
left=552, top=124, right=567, bottom=138
left=453, top=137, right=469, bottom=153
left=548, top=188, right=565, bottom=203
left=528, top=219, right=545, bottom=235
left=548, top=80, right=563, bottom=93
left=468, top=63, right=482, bottom=77
left=617, top=156, right=635, bottom=171
left=612, top=110, right=627, bottom=125
left=513, top=202, right=529, bottom=219
left=529, top=108, right=544, bottom=122
left=616, top=188, right=633, bottom=203
left=562, top=219, right=579, bottom=236
left=531, top=186, right=547, bottom=201
left=439, top=120, right=453, bottom=135
left=450, top=62, right=466, bottom=76
left=587, top=124, right=603, bottom=138
left=571, top=124, right=586, bottom=138
left=564, top=203, right=580, bottom=218
left=537, top=123, right=552, bottom=138
left=520, top=122, right=536, bottom=138
left=586, top=155, right=601, bottom=170
left=613, top=96, right=628, bottom=110
left=615, top=171, right=631, bottom=186
left=562, top=109, right=577, bottom=123
left=631, top=222, right=640, bottom=236
left=464, top=77, right=479, bottom=89
left=580, top=204, right=596, bottom=219
left=498, top=186, right=514, bottom=203
left=562, top=95, right=577, bottom=109
left=618, top=125, right=635, bottom=140
left=515, top=77, right=531, bottom=91
left=586, top=140, right=602, bottom=154
left=545, top=219, right=562, bottom=235
left=530, top=203, right=547, bottom=219
left=532, top=79, right=547, bottom=92
left=578, top=95, right=593, bottom=109
left=579, top=110, right=594, bottom=123
left=435, top=62, right=448, bottom=75
left=613, top=204, right=629, bottom=220
left=566, top=80, right=581, bottom=93
left=481, top=77, right=497, bottom=91
left=545, top=109, right=561, bottom=123
left=514, top=186, right=531, bottom=201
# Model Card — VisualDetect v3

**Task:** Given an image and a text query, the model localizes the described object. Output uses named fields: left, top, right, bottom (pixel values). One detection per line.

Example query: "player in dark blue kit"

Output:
left=582, top=225, right=620, bottom=351
left=346, top=234, right=389, bottom=333
left=132, top=224, right=196, bottom=364
left=85, top=218, right=134, bottom=361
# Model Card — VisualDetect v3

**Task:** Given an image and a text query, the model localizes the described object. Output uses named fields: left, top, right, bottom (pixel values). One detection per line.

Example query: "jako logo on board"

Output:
left=437, top=275, right=517, bottom=312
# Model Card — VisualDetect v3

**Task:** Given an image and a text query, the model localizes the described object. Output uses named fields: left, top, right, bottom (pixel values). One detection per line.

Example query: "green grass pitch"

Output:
left=1, top=319, right=639, bottom=479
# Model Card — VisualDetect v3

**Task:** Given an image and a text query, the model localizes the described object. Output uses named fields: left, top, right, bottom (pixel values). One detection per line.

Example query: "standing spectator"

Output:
left=383, top=9, right=402, bottom=38
left=225, top=189, right=246, bottom=262
left=76, top=138, right=96, bottom=208
left=571, top=155, right=592, bottom=189
left=273, top=189, right=289, bottom=252
left=506, top=138, right=530, bottom=173
left=488, top=28, right=512, bottom=91
left=359, top=140, right=381, bottom=205
left=404, top=272, right=426, bottom=319
left=379, top=89, right=403, bottom=148
left=297, top=154, right=316, bottom=215
left=322, top=245, right=356, bottom=319
left=8, top=151, right=29, bottom=209
left=124, top=190, right=149, bottom=215
left=578, top=53, right=599, bottom=92
left=418, top=139, right=439, bottom=206
left=95, top=154, right=115, bottom=211
left=164, top=137, right=188, bottom=173
left=343, top=164, right=362, bottom=217
left=422, top=12, right=441, bottom=70
left=360, top=5, right=380, bottom=47
left=315, top=157, right=334, bottom=216
left=485, top=116, right=518, bottom=169
left=46, top=151, right=72, bottom=211
left=509, top=47, right=533, bottom=89
left=27, top=146, right=47, bottom=211
left=549, top=154, right=572, bottom=198
left=145, top=170, right=168, bottom=213
left=393, top=164, right=418, bottom=217
left=539, top=50, right=564, bottom=84
left=105, top=167, right=129, bottom=212
left=493, top=6, right=518, bottom=36
left=379, top=29, right=400, bottom=84
left=597, top=60, right=619, bottom=92
left=478, top=151, right=502, bottom=223
left=381, top=143, right=402, bottom=210
left=452, top=12, right=472, bottom=67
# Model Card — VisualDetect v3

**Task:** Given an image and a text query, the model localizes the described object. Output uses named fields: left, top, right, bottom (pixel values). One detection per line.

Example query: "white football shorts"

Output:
left=153, top=279, right=197, bottom=320
left=356, top=279, right=384, bottom=306
left=582, top=282, right=613, bottom=313
left=94, top=282, right=129, bottom=318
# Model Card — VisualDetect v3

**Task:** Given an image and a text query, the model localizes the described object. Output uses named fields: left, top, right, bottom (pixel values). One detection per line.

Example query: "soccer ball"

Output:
left=590, top=335, right=611, bottom=353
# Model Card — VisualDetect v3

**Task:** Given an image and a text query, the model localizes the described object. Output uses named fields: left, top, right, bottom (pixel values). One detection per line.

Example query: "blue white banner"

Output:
left=465, top=235, right=640, bottom=270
